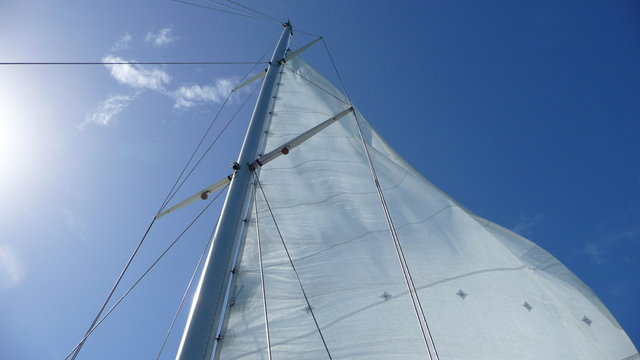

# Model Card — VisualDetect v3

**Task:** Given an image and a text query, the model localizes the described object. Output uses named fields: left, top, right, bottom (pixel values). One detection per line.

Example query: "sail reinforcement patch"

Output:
left=456, top=289, right=468, bottom=299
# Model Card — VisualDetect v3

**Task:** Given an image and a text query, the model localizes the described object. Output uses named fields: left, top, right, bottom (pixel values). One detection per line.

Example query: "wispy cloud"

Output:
left=79, top=92, right=140, bottom=131
left=102, top=55, right=171, bottom=90
left=145, top=26, right=177, bottom=47
left=60, top=208, right=89, bottom=242
left=172, top=79, right=234, bottom=108
left=584, top=227, right=640, bottom=264
left=0, top=244, right=25, bottom=290
left=111, top=33, right=132, bottom=51
left=84, top=44, right=237, bottom=128
left=511, top=213, right=544, bottom=234
left=584, top=241, right=605, bottom=264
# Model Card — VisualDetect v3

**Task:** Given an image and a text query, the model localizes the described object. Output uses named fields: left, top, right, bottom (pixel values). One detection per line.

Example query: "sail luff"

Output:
left=175, top=23, right=292, bottom=360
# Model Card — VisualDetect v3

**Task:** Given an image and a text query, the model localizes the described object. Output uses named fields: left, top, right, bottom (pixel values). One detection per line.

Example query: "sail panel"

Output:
left=216, top=57, right=637, bottom=359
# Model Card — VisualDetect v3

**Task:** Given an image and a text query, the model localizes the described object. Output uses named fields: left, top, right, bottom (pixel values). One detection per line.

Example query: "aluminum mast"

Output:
left=176, top=22, right=292, bottom=360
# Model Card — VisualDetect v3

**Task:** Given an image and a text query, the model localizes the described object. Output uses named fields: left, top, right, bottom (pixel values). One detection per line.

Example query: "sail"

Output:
left=215, top=56, right=638, bottom=359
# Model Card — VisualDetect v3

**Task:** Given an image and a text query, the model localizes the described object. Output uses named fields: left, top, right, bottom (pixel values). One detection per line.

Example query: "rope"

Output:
left=158, top=44, right=274, bottom=212
left=253, top=173, right=333, bottom=360
left=155, top=218, right=219, bottom=360
left=253, top=178, right=273, bottom=360
left=320, top=38, right=441, bottom=360
left=64, top=185, right=228, bottom=360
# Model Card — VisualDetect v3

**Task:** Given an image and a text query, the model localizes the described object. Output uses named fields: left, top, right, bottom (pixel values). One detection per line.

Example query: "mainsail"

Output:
left=211, top=54, right=638, bottom=360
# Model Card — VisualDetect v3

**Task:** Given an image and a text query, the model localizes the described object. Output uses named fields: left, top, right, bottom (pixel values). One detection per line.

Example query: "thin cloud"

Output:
left=511, top=213, right=544, bottom=234
left=584, top=241, right=605, bottom=264
left=584, top=227, right=639, bottom=265
left=79, top=92, right=140, bottom=131
left=111, top=33, right=132, bottom=51
left=172, top=79, right=234, bottom=108
left=145, top=26, right=177, bottom=47
left=102, top=55, right=171, bottom=90
left=61, top=208, right=88, bottom=242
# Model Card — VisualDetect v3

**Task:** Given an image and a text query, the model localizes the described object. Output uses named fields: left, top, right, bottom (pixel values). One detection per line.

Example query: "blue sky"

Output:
left=0, top=1, right=638, bottom=358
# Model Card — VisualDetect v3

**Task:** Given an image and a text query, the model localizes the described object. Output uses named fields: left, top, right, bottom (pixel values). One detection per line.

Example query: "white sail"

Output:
left=215, top=56, right=638, bottom=359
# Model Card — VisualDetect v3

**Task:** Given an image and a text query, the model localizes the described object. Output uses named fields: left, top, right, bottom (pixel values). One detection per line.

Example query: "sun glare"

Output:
left=0, top=119, right=24, bottom=170
left=0, top=79, right=38, bottom=193
left=0, top=114, right=31, bottom=190
left=0, top=245, right=24, bottom=290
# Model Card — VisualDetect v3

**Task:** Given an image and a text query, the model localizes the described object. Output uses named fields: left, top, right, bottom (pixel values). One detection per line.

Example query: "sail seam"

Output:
left=257, top=203, right=455, bottom=269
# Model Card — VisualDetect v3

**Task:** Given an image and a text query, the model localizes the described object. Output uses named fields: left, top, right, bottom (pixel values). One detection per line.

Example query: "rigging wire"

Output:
left=171, top=0, right=280, bottom=24
left=223, top=0, right=282, bottom=23
left=70, top=42, right=271, bottom=360
left=64, top=185, right=228, bottom=360
left=320, top=38, right=441, bottom=360
left=157, top=43, right=274, bottom=213
left=253, top=176, right=273, bottom=360
left=68, top=218, right=157, bottom=360
left=292, top=29, right=323, bottom=38
left=155, top=218, right=219, bottom=360
left=0, top=61, right=265, bottom=66
left=270, top=0, right=289, bottom=23
left=254, top=173, right=333, bottom=360
left=161, top=80, right=261, bottom=211
left=173, top=0, right=259, bottom=19
left=66, top=45, right=270, bottom=360
left=205, top=0, right=268, bottom=20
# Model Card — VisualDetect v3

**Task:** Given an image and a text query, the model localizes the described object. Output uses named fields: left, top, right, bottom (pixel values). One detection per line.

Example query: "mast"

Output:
left=176, top=23, right=292, bottom=360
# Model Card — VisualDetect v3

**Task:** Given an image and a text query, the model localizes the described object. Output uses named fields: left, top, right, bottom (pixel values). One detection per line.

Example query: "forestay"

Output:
left=215, top=56, right=638, bottom=359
